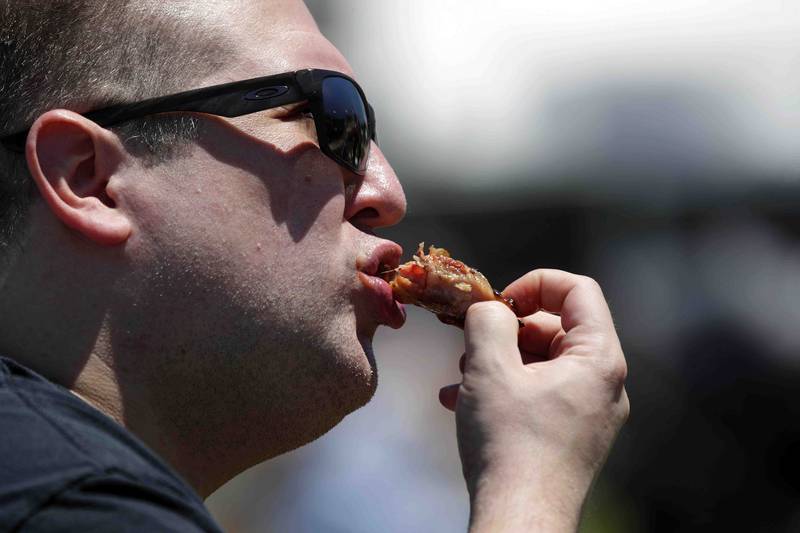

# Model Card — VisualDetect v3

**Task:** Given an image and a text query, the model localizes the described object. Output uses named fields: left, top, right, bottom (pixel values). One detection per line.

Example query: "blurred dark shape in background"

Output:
left=208, top=2, right=800, bottom=531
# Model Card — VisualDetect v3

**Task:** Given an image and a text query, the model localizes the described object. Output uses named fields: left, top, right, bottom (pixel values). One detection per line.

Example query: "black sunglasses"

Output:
left=0, top=68, right=376, bottom=175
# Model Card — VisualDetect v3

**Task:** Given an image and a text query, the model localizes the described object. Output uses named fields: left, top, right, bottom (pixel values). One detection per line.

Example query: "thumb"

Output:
left=464, top=301, right=522, bottom=373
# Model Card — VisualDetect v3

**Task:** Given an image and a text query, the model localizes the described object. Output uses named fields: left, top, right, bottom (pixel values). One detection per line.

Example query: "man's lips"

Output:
left=356, top=241, right=406, bottom=329
left=357, top=272, right=407, bottom=329
left=356, top=241, right=402, bottom=277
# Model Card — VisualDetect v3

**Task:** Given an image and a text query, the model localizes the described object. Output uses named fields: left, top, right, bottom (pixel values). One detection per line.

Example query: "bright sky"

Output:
left=309, top=1, right=800, bottom=195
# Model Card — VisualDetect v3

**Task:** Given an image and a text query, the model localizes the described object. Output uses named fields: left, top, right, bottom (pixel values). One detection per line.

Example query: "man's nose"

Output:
left=344, top=143, right=407, bottom=229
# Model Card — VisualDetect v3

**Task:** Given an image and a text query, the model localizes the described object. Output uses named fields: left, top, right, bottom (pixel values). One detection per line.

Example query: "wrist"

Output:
left=466, top=457, right=592, bottom=533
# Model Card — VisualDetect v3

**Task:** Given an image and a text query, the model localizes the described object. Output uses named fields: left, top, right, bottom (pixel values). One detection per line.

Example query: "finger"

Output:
left=503, top=269, right=614, bottom=334
left=459, top=353, right=466, bottom=374
left=518, top=311, right=564, bottom=357
left=438, top=384, right=459, bottom=411
left=464, top=301, right=522, bottom=371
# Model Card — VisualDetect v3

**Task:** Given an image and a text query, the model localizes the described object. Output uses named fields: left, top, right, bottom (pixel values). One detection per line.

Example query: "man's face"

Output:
left=111, top=0, right=407, bottom=460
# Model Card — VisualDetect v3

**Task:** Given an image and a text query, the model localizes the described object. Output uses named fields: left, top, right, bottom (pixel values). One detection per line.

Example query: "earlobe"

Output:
left=26, top=110, right=132, bottom=246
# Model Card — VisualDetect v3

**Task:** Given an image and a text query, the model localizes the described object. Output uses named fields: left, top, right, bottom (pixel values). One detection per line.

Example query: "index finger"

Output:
left=503, top=269, right=614, bottom=333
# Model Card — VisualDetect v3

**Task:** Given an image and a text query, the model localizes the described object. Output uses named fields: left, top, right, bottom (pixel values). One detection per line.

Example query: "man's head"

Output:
left=0, top=0, right=406, bottom=495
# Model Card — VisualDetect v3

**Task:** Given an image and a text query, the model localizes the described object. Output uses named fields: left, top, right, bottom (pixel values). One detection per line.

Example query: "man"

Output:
left=0, top=0, right=629, bottom=531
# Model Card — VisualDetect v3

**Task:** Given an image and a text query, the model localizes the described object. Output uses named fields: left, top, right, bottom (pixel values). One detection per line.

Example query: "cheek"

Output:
left=278, top=150, right=347, bottom=243
left=113, top=150, right=366, bottom=387
left=121, top=137, right=354, bottom=323
left=256, top=151, right=351, bottom=290
left=131, top=141, right=346, bottom=250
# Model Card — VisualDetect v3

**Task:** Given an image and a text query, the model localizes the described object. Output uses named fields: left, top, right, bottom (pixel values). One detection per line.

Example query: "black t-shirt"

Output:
left=0, top=357, right=223, bottom=532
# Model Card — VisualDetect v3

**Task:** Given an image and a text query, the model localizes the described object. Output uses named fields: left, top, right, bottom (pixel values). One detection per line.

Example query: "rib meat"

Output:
left=382, top=243, right=517, bottom=327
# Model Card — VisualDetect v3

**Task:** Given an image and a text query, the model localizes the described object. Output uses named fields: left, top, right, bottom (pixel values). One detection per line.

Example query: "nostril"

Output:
left=352, top=207, right=379, bottom=220
left=348, top=207, right=381, bottom=233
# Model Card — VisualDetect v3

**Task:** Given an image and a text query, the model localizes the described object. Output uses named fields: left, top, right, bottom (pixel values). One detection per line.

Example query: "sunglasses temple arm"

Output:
left=0, top=82, right=309, bottom=153
left=85, top=86, right=306, bottom=126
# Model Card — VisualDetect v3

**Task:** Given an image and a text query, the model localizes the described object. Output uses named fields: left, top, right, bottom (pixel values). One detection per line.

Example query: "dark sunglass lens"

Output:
left=321, top=77, right=370, bottom=173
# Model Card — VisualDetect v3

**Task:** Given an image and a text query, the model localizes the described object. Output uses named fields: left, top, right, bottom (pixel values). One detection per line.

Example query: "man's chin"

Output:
left=355, top=333, right=379, bottom=399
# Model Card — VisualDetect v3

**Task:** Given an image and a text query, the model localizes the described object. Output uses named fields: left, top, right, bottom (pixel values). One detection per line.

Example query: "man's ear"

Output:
left=25, top=109, right=132, bottom=246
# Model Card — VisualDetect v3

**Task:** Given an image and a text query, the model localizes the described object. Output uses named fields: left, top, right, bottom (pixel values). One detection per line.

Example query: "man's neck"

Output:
left=70, top=353, right=125, bottom=424
left=67, top=352, right=224, bottom=497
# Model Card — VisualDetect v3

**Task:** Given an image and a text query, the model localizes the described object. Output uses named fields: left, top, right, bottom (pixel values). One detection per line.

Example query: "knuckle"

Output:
left=596, top=356, right=628, bottom=387
left=527, top=267, right=551, bottom=278
left=613, top=358, right=628, bottom=384
left=578, top=275, right=603, bottom=294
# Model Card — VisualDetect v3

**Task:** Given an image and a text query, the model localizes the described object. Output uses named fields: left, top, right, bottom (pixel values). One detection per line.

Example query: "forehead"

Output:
left=200, top=0, right=354, bottom=83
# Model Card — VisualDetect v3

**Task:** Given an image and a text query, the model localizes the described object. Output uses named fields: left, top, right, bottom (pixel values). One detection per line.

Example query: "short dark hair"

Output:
left=0, top=1, right=230, bottom=266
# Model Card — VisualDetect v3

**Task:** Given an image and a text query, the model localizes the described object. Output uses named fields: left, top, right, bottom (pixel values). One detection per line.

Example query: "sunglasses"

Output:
left=0, top=69, right=376, bottom=175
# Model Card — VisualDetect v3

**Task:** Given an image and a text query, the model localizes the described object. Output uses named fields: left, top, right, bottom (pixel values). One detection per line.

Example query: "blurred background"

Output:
left=207, top=1, right=800, bottom=531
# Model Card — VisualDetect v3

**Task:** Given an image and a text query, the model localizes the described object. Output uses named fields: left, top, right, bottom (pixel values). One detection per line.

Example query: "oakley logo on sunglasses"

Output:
left=245, top=86, right=290, bottom=101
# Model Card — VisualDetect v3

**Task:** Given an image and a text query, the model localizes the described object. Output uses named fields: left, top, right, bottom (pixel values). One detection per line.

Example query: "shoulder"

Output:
left=0, top=357, right=221, bottom=532
left=17, top=470, right=223, bottom=532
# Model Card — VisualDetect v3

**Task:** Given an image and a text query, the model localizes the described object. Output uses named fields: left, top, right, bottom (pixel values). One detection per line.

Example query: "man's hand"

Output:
left=438, top=269, right=629, bottom=532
